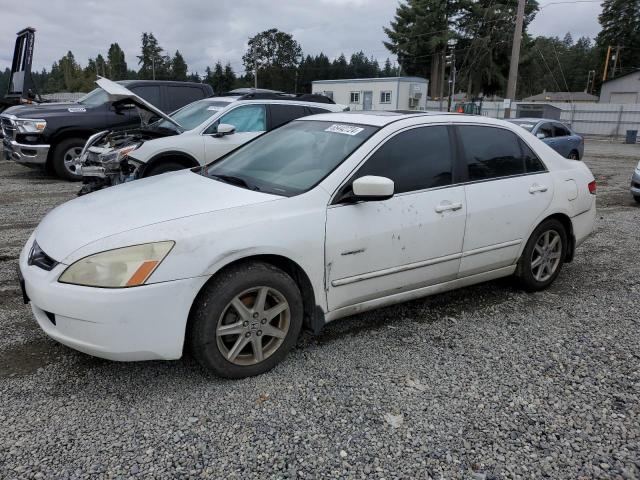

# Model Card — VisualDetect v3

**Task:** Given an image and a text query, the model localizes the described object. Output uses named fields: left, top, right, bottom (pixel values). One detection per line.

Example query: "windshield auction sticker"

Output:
left=325, top=124, right=364, bottom=136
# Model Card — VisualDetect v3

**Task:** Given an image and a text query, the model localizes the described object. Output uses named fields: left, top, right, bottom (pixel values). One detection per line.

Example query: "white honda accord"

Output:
left=19, top=112, right=596, bottom=378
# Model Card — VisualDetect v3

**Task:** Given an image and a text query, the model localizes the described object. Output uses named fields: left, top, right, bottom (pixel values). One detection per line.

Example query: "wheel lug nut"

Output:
left=261, top=318, right=267, bottom=324
left=245, top=332, right=251, bottom=338
left=253, top=312, right=259, bottom=319
left=257, top=331, right=262, bottom=337
left=243, top=321, right=249, bottom=327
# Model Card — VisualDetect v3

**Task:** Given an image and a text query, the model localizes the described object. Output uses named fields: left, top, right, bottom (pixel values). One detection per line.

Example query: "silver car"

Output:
left=632, top=160, right=640, bottom=204
left=509, top=118, right=584, bottom=160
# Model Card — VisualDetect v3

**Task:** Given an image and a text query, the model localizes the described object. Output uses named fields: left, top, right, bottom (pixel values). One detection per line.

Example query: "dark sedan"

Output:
left=509, top=118, right=584, bottom=160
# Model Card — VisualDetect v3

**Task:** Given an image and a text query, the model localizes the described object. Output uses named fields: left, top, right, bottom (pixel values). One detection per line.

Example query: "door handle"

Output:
left=435, top=201, right=463, bottom=213
left=529, top=183, right=548, bottom=194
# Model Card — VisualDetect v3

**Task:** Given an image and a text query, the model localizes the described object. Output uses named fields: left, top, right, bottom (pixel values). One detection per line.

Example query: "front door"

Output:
left=455, top=125, right=554, bottom=276
left=362, top=91, right=373, bottom=111
left=325, top=125, right=466, bottom=311
left=203, top=104, right=266, bottom=163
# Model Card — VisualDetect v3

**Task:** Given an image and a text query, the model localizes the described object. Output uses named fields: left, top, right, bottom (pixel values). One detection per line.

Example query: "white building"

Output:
left=599, top=70, right=640, bottom=103
left=312, top=77, right=428, bottom=111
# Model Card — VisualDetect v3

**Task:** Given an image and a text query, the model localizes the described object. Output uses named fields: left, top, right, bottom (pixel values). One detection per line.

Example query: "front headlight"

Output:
left=14, top=118, right=47, bottom=133
left=58, top=241, right=174, bottom=288
left=100, top=144, right=141, bottom=164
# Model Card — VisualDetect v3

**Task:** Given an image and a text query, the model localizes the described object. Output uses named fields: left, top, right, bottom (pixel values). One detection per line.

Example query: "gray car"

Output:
left=631, top=160, right=640, bottom=204
left=509, top=118, right=584, bottom=160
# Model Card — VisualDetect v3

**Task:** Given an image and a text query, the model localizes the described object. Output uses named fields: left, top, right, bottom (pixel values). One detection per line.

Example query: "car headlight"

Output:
left=58, top=241, right=174, bottom=288
left=14, top=118, right=47, bottom=133
left=100, top=144, right=141, bottom=164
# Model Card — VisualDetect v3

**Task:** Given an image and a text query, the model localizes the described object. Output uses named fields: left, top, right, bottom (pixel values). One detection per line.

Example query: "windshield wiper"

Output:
left=209, top=174, right=260, bottom=191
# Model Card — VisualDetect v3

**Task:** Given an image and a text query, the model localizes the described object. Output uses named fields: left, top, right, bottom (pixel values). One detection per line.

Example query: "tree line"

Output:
left=0, top=0, right=637, bottom=100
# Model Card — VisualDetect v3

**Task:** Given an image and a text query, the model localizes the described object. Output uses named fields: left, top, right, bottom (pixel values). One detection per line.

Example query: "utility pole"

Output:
left=585, top=70, right=595, bottom=94
left=602, top=45, right=612, bottom=82
left=505, top=0, right=525, bottom=119
left=446, top=39, right=457, bottom=112
left=152, top=56, right=156, bottom=80
left=611, top=45, right=621, bottom=78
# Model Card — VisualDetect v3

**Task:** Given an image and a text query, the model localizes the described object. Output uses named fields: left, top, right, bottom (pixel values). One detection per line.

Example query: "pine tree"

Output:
left=107, top=43, right=128, bottom=80
left=171, top=50, right=188, bottom=80
left=137, top=33, right=170, bottom=80
left=222, top=63, right=236, bottom=91
left=596, top=0, right=640, bottom=77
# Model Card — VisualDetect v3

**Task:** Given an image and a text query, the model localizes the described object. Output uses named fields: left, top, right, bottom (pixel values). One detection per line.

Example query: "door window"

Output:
left=205, top=105, right=266, bottom=134
left=269, top=104, right=308, bottom=130
left=165, top=86, right=205, bottom=112
left=552, top=123, right=571, bottom=137
left=457, top=125, right=526, bottom=181
left=130, top=85, right=161, bottom=108
left=351, top=126, right=453, bottom=194
left=520, top=139, right=546, bottom=173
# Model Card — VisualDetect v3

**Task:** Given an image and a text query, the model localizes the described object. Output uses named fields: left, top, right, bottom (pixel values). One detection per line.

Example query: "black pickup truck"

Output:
left=1, top=80, right=213, bottom=180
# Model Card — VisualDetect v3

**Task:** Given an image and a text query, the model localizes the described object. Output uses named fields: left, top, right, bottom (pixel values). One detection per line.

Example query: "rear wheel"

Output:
left=634, top=195, right=640, bottom=204
left=189, top=262, right=303, bottom=378
left=516, top=219, right=567, bottom=291
left=143, top=160, right=187, bottom=177
left=52, top=137, right=85, bottom=181
left=568, top=150, right=580, bottom=160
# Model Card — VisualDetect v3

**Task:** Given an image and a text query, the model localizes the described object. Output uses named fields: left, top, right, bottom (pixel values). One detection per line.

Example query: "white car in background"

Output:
left=78, top=78, right=345, bottom=194
left=19, top=112, right=596, bottom=378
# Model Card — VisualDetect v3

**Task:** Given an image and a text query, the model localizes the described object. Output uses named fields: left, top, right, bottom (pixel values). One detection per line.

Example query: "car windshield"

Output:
left=206, top=120, right=378, bottom=196
left=509, top=120, right=537, bottom=132
left=156, top=100, right=232, bottom=132
left=77, top=88, right=109, bottom=106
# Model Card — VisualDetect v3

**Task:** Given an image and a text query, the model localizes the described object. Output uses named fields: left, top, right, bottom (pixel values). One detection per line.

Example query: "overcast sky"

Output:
left=0, top=0, right=603, bottom=75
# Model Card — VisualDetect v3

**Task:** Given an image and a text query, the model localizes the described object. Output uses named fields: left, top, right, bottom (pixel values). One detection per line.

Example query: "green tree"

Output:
left=107, top=43, right=128, bottom=80
left=242, top=28, right=302, bottom=91
left=596, top=0, right=640, bottom=77
left=222, top=63, right=237, bottom=91
left=171, top=50, right=188, bottom=80
left=137, top=32, right=170, bottom=80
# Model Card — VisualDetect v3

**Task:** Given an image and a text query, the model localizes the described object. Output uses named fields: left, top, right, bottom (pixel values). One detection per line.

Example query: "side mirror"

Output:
left=351, top=175, right=394, bottom=201
left=536, top=133, right=546, bottom=139
left=214, top=123, right=236, bottom=137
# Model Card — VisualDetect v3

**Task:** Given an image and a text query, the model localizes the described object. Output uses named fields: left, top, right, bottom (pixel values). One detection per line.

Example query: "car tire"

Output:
left=516, top=218, right=568, bottom=292
left=51, top=137, right=85, bottom=181
left=188, top=262, right=303, bottom=379
left=143, top=160, right=186, bottom=177
left=634, top=195, right=640, bottom=204
left=568, top=150, right=580, bottom=160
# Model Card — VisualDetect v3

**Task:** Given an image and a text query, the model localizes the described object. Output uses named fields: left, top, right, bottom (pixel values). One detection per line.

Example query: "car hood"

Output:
left=96, top=77, right=182, bottom=130
left=35, top=169, right=281, bottom=263
left=2, top=102, right=85, bottom=118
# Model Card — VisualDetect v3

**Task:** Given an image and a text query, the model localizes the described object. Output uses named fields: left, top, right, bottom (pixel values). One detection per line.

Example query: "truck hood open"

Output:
left=95, top=77, right=183, bottom=130
left=35, top=169, right=280, bottom=263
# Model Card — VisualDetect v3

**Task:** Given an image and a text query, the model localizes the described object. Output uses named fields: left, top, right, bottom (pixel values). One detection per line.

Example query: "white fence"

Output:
left=424, top=100, right=640, bottom=139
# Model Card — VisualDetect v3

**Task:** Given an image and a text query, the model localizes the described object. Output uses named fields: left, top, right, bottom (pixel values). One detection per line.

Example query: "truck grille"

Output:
left=28, top=241, right=58, bottom=271
left=1, top=117, right=15, bottom=140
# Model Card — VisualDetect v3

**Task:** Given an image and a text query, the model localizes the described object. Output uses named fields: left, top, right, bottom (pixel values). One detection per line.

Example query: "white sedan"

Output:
left=19, top=112, right=596, bottom=378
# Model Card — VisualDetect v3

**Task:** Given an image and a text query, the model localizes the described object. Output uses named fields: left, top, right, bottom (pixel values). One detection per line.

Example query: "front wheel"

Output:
left=51, top=137, right=85, bottom=181
left=188, top=262, right=303, bottom=378
left=516, top=219, right=567, bottom=291
left=568, top=150, right=580, bottom=160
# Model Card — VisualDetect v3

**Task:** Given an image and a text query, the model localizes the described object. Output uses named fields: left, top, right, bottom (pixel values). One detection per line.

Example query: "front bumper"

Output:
left=631, top=169, right=640, bottom=197
left=3, top=137, right=50, bottom=166
left=19, top=240, right=209, bottom=361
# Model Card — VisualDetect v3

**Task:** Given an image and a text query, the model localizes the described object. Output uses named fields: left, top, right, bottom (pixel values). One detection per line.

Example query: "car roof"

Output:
left=509, top=118, right=562, bottom=123
left=295, top=111, right=506, bottom=127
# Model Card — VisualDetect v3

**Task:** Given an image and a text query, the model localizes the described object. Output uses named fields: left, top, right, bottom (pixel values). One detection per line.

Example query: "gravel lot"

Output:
left=0, top=140, right=639, bottom=479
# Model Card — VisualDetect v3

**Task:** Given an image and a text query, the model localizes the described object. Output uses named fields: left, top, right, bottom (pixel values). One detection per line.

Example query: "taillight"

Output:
left=588, top=180, right=597, bottom=194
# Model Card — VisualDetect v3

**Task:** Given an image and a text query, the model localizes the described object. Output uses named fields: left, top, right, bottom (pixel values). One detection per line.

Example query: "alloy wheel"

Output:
left=530, top=230, right=562, bottom=282
left=63, top=146, right=84, bottom=175
left=216, top=286, right=290, bottom=366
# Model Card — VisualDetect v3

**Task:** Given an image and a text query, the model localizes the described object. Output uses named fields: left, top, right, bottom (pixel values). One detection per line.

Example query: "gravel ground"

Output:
left=0, top=141, right=639, bottom=479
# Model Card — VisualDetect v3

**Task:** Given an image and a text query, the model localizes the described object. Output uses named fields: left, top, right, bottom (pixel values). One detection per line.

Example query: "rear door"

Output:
left=325, top=125, right=467, bottom=310
left=203, top=104, right=266, bottom=163
left=456, top=125, right=553, bottom=277
left=552, top=122, right=577, bottom=158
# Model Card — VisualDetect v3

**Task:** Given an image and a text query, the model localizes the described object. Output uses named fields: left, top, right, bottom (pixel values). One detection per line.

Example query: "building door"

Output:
left=362, top=91, right=373, bottom=110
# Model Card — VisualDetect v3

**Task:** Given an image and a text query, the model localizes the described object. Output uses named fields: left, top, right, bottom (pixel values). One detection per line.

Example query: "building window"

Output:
left=350, top=92, right=360, bottom=103
left=380, top=91, right=392, bottom=103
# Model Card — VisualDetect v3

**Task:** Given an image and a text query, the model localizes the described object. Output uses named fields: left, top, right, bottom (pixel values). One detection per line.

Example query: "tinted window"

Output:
left=165, top=86, right=205, bottom=112
left=553, top=123, right=571, bottom=137
left=203, top=105, right=267, bottom=134
left=520, top=139, right=546, bottom=173
left=269, top=104, right=308, bottom=130
left=306, top=106, right=331, bottom=115
left=458, top=126, right=525, bottom=180
left=130, top=85, right=161, bottom=108
left=353, top=126, right=453, bottom=194
left=537, top=123, right=554, bottom=139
